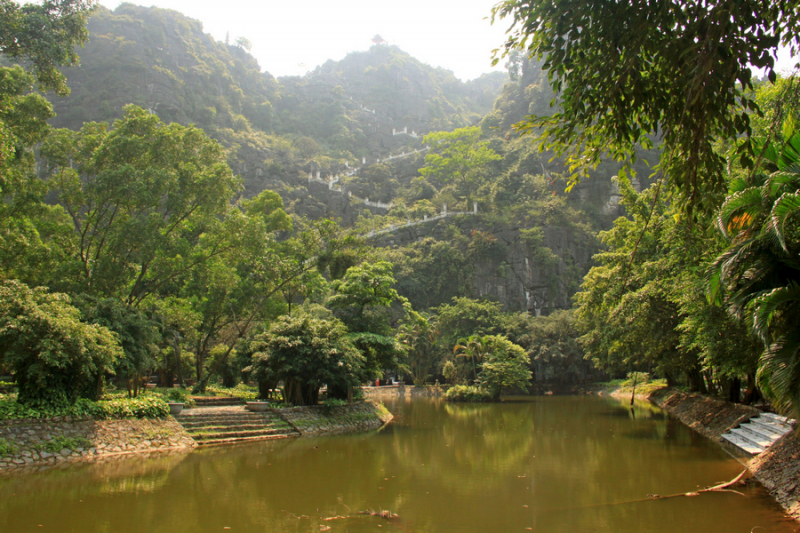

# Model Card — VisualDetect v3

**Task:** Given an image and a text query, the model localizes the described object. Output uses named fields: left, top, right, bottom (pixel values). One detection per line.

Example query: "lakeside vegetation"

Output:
left=0, top=0, right=798, bottom=419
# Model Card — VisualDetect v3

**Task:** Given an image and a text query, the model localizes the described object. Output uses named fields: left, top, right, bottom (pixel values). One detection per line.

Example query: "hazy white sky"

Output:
left=100, top=0, right=511, bottom=81
left=98, top=1, right=798, bottom=81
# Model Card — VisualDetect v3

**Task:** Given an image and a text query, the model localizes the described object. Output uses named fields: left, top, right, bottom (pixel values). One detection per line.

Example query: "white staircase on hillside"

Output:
left=721, top=412, right=794, bottom=455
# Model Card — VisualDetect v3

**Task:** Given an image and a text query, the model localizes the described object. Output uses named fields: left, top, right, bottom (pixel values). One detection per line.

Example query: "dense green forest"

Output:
left=1, top=0, right=798, bottom=414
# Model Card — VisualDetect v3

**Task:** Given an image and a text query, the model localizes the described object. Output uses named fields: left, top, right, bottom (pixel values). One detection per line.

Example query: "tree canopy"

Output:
left=491, top=0, right=800, bottom=214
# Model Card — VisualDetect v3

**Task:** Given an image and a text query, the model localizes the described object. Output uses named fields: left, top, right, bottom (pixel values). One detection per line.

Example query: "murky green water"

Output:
left=0, top=396, right=795, bottom=533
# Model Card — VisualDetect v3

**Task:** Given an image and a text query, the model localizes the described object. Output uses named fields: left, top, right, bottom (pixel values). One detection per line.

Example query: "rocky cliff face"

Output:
left=373, top=216, right=599, bottom=314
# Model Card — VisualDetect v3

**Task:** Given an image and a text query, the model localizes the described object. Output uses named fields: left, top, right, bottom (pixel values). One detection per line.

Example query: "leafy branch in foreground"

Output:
left=491, top=0, right=800, bottom=215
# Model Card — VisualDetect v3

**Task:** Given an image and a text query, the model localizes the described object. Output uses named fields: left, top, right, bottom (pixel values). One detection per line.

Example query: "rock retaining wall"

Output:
left=647, top=388, right=758, bottom=440
left=0, top=418, right=196, bottom=472
left=277, top=401, right=393, bottom=436
left=749, top=432, right=800, bottom=521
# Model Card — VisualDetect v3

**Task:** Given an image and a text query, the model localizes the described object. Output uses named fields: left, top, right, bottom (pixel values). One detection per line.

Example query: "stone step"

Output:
left=182, top=422, right=290, bottom=432
left=179, top=415, right=287, bottom=424
left=721, top=432, right=766, bottom=455
left=191, top=397, right=245, bottom=406
left=180, top=417, right=290, bottom=427
left=197, top=433, right=298, bottom=447
left=737, top=422, right=781, bottom=442
left=748, top=417, right=792, bottom=439
left=760, top=412, right=790, bottom=425
left=191, top=428, right=296, bottom=440
left=730, top=427, right=774, bottom=448
left=177, top=411, right=274, bottom=419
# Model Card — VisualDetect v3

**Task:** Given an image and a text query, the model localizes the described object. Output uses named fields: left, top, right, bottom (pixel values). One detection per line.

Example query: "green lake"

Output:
left=0, top=396, right=794, bottom=532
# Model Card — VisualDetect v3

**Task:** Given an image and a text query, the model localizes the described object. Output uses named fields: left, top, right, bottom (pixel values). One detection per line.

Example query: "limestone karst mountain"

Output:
left=40, top=3, right=656, bottom=314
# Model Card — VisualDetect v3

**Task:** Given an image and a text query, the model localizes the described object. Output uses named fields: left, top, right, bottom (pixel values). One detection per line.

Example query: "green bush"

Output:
left=157, top=388, right=196, bottom=408
left=98, top=397, right=170, bottom=419
left=205, top=384, right=258, bottom=400
left=0, top=396, right=104, bottom=420
left=0, top=281, right=122, bottom=407
left=477, top=335, right=532, bottom=400
left=322, top=398, right=348, bottom=412
left=444, top=385, right=493, bottom=402
left=0, top=396, right=169, bottom=420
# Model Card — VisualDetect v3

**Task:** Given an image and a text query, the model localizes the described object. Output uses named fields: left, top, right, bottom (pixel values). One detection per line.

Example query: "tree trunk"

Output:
left=686, top=366, right=707, bottom=394
left=743, top=373, right=761, bottom=405
left=158, top=367, right=173, bottom=388
left=728, top=377, right=741, bottom=403
left=172, top=337, right=184, bottom=388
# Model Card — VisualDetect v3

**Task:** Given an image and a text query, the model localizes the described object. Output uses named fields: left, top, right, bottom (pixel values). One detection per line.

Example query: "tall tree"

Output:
left=420, top=126, right=501, bottom=207
left=397, top=312, right=439, bottom=386
left=246, top=314, right=364, bottom=406
left=491, top=0, right=800, bottom=214
left=41, top=105, right=247, bottom=304
left=0, top=280, right=120, bottom=407
left=574, top=178, right=760, bottom=392
left=0, top=0, right=94, bottom=283
left=328, top=261, right=407, bottom=387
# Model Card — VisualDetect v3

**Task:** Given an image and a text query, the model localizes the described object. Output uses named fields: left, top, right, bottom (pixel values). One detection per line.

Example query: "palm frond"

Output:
left=752, top=283, right=800, bottom=343
left=717, top=187, right=763, bottom=238
left=768, top=191, right=800, bottom=253
left=758, top=331, right=800, bottom=417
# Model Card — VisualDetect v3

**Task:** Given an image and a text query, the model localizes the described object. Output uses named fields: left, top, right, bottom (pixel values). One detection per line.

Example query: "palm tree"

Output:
left=453, top=335, right=493, bottom=383
left=397, top=314, right=439, bottom=386
left=708, top=120, right=800, bottom=415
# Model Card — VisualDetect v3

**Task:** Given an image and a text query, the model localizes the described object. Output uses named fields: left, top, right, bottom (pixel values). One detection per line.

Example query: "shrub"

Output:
left=98, top=397, right=170, bottom=419
left=161, top=388, right=196, bottom=408
left=206, top=384, right=258, bottom=400
left=0, top=396, right=104, bottom=420
left=322, top=398, right=348, bottom=413
left=0, top=395, right=169, bottom=420
left=444, top=385, right=492, bottom=402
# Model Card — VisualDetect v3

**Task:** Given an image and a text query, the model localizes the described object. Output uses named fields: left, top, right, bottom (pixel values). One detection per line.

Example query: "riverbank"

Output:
left=279, top=401, right=393, bottom=436
left=646, top=388, right=758, bottom=440
left=643, top=387, right=799, bottom=521
left=0, top=401, right=393, bottom=472
left=0, top=418, right=196, bottom=472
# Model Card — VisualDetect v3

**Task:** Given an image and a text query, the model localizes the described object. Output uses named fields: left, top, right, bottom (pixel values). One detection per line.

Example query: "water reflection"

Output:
left=0, top=397, right=793, bottom=533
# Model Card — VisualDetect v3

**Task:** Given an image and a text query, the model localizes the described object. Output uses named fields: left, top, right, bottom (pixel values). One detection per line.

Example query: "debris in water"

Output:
left=359, top=509, right=399, bottom=520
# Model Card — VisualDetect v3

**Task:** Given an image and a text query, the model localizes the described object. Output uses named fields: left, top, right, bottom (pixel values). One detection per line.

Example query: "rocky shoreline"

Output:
left=643, top=387, right=799, bottom=522
left=0, top=418, right=197, bottom=472
left=0, top=401, right=393, bottom=473
left=279, top=401, right=393, bottom=436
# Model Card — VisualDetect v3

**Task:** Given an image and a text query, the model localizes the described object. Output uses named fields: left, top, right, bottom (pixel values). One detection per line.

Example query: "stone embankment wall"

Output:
left=647, top=388, right=758, bottom=440
left=646, top=388, right=799, bottom=521
left=749, top=431, right=800, bottom=521
left=0, top=418, right=196, bottom=472
left=278, top=401, right=393, bottom=436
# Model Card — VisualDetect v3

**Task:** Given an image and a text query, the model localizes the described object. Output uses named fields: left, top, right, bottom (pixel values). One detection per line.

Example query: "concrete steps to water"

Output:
left=176, top=408, right=299, bottom=446
left=721, top=412, right=793, bottom=455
